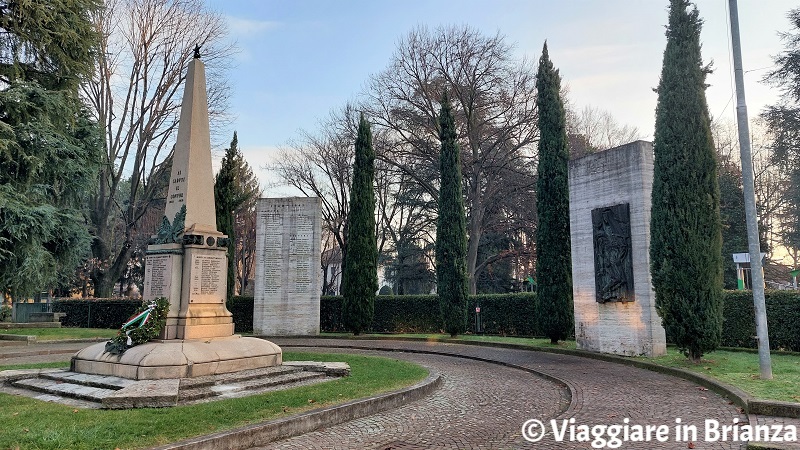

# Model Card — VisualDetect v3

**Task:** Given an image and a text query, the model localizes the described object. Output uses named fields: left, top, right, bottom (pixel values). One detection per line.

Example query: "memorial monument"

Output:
left=568, top=140, right=666, bottom=357
left=71, top=47, right=282, bottom=379
left=254, top=197, right=321, bottom=336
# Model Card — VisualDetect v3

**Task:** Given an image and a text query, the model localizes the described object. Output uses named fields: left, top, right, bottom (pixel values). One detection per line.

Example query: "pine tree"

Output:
left=651, top=0, right=723, bottom=362
left=435, top=93, right=469, bottom=337
left=534, top=42, right=574, bottom=344
left=718, top=163, right=749, bottom=289
left=214, top=132, right=259, bottom=300
left=763, top=8, right=800, bottom=261
left=0, top=0, right=102, bottom=299
left=341, top=114, right=378, bottom=335
left=0, top=0, right=101, bottom=90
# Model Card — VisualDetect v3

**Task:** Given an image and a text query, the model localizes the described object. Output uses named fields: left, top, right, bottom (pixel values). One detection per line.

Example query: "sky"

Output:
left=204, top=0, right=798, bottom=195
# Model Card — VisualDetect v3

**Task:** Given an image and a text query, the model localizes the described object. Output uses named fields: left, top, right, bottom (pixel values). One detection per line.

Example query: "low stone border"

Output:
left=273, top=335, right=800, bottom=420
left=0, top=334, right=36, bottom=344
left=0, top=322, right=60, bottom=329
left=748, top=443, right=799, bottom=450
left=152, top=370, right=442, bottom=450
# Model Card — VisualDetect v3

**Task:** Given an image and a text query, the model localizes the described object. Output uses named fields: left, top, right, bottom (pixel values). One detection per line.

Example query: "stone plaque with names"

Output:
left=254, top=197, right=321, bottom=335
left=188, top=254, right=226, bottom=302
left=143, top=254, right=174, bottom=299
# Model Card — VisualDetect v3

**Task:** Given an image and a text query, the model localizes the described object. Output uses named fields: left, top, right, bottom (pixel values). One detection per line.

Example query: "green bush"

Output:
left=0, top=305, right=11, bottom=322
left=320, top=295, right=344, bottom=332
left=52, top=298, right=140, bottom=328
left=378, top=285, right=393, bottom=296
left=470, top=293, right=539, bottom=336
left=372, top=295, right=442, bottom=333
left=227, top=296, right=254, bottom=333
left=319, top=293, right=538, bottom=335
left=215, top=291, right=800, bottom=352
left=721, top=290, right=800, bottom=351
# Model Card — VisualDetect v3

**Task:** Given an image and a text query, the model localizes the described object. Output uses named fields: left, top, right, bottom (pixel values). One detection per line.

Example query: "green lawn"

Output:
left=0, top=327, right=117, bottom=340
left=323, top=332, right=800, bottom=403
left=0, top=361, right=70, bottom=370
left=0, top=351, right=428, bottom=450
left=646, top=347, right=800, bottom=403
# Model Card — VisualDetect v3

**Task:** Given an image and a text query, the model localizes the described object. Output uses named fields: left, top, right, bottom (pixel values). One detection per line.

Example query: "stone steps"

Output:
left=40, top=370, right=137, bottom=390
left=13, top=377, right=118, bottom=403
left=179, top=371, right=326, bottom=402
left=179, top=365, right=301, bottom=389
left=3, top=362, right=347, bottom=408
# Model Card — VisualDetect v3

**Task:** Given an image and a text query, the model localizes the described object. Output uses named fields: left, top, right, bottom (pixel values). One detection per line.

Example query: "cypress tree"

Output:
left=534, top=42, right=573, bottom=344
left=341, top=114, right=378, bottom=335
left=214, top=132, right=259, bottom=300
left=435, top=92, right=469, bottom=337
left=651, top=0, right=723, bottom=363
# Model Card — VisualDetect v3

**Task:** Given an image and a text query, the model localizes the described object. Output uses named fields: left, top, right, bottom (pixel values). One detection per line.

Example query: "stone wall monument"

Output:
left=72, top=49, right=282, bottom=379
left=254, top=197, right=321, bottom=336
left=569, top=140, right=666, bottom=357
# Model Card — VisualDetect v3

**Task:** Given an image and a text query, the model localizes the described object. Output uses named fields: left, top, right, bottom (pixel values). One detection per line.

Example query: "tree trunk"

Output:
left=92, top=244, right=133, bottom=298
left=466, top=175, right=483, bottom=295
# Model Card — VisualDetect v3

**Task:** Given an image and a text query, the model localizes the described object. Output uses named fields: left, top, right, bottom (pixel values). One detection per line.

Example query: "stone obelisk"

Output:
left=71, top=48, right=282, bottom=379
left=156, top=47, right=233, bottom=340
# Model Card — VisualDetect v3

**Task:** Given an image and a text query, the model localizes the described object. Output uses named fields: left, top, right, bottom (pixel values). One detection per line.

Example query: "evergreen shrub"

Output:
left=204, top=291, right=800, bottom=351
left=53, top=298, right=140, bottom=328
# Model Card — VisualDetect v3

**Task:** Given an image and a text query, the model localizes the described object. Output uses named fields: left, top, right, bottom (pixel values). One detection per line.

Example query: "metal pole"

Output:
left=728, top=0, right=773, bottom=379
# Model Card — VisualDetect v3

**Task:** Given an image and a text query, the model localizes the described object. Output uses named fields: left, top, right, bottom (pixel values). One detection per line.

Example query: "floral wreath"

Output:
left=105, top=297, right=169, bottom=355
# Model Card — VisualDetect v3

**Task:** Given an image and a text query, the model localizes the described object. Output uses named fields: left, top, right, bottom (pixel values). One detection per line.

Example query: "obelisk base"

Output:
left=71, top=336, right=282, bottom=380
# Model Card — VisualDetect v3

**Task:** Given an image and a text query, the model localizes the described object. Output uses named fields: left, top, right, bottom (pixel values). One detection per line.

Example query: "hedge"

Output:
left=227, top=296, right=254, bottom=333
left=52, top=298, right=141, bottom=329
left=242, top=291, right=800, bottom=350
left=721, top=290, right=800, bottom=352
left=231, top=293, right=539, bottom=336
left=54, top=291, right=800, bottom=352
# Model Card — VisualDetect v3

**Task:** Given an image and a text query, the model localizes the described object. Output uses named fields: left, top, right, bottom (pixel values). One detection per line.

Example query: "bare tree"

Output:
left=712, top=118, right=788, bottom=255
left=363, top=25, right=539, bottom=294
left=565, top=103, right=643, bottom=158
left=82, top=0, right=234, bottom=296
left=270, top=105, right=399, bottom=271
left=379, top=169, right=437, bottom=294
left=269, top=105, right=359, bottom=262
left=234, top=203, right=258, bottom=296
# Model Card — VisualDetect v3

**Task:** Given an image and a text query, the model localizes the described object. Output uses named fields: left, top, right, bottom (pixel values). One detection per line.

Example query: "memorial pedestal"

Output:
left=175, top=240, right=234, bottom=340
left=71, top=335, right=282, bottom=380
left=144, top=240, right=234, bottom=340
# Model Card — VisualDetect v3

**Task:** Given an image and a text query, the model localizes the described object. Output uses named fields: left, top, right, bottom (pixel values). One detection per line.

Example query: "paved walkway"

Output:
left=264, top=339, right=758, bottom=450
left=2, top=338, right=798, bottom=449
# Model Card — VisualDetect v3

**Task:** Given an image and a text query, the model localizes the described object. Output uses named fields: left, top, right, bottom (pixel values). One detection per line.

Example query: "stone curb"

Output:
left=0, top=338, right=108, bottom=359
left=0, top=334, right=36, bottom=343
left=0, top=322, right=61, bottom=329
left=271, top=335, right=800, bottom=420
left=0, top=348, right=78, bottom=358
left=150, top=370, right=442, bottom=450
left=747, top=443, right=799, bottom=450
left=39, top=337, right=109, bottom=344
left=748, top=444, right=798, bottom=450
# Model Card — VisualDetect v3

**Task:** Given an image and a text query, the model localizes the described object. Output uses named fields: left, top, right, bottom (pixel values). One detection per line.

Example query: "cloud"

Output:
left=242, top=145, right=300, bottom=195
left=226, top=16, right=281, bottom=37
